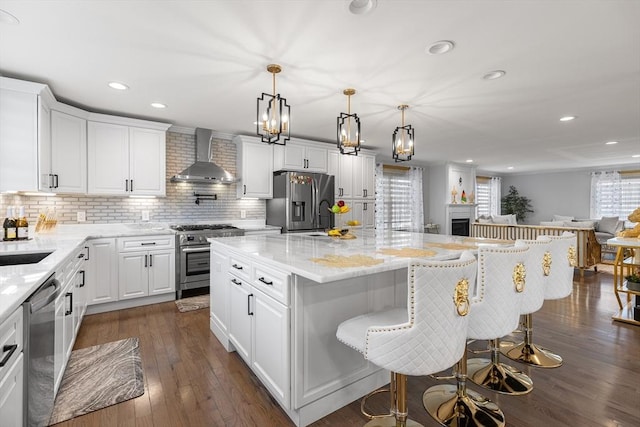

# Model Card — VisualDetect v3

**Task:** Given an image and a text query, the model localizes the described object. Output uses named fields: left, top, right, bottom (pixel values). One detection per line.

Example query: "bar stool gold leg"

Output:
left=364, top=373, right=423, bottom=427
left=467, top=339, right=533, bottom=395
left=424, top=347, right=505, bottom=427
left=499, top=314, right=563, bottom=368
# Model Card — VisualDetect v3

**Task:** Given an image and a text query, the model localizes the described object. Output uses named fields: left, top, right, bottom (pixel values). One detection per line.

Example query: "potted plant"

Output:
left=625, top=272, right=640, bottom=292
left=501, top=185, right=534, bottom=223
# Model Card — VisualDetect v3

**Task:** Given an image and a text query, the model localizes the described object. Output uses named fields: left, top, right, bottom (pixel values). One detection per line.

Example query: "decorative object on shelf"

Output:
left=451, top=186, right=458, bottom=204
left=468, top=191, right=475, bottom=204
left=337, top=88, right=361, bottom=155
left=625, top=272, right=640, bottom=292
left=194, top=192, right=217, bottom=205
left=392, top=104, right=414, bottom=162
left=257, top=64, right=290, bottom=145
left=501, top=185, right=534, bottom=222
left=618, top=206, right=640, bottom=237
left=461, top=190, right=467, bottom=203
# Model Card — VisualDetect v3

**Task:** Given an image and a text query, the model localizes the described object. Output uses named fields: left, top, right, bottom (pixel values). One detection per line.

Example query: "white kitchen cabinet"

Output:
left=274, top=140, right=328, bottom=173
left=234, top=135, right=273, bottom=199
left=228, top=276, right=253, bottom=362
left=0, top=77, right=54, bottom=192
left=118, top=235, right=175, bottom=300
left=86, top=238, right=119, bottom=305
left=327, top=151, right=375, bottom=200
left=361, top=154, right=375, bottom=199
left=43, top=110, right=87, bottom=193
left=351, top=199, right=375, bottom=229
left=210, top=249, right=230, bottom=340
left=0, top=353, right=23, bottom=427
left=87, top=121, right=166, bottom=196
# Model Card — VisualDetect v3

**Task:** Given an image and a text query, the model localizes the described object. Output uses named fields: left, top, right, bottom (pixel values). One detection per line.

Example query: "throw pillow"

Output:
left=491, top=214, right=512, bottom=224
left=563, top=220, right=595, bottom=229
left=597, top=216, right=619, bottom=235
left=540, top=221, right=565, bottom=227
left=477, top=217, right=493, bottom=224
left=553, top=215, right=574, bottom=222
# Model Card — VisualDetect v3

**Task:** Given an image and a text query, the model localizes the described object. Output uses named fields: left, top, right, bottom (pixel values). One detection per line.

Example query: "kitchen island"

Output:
left=208, top=230, right=499, bottom=427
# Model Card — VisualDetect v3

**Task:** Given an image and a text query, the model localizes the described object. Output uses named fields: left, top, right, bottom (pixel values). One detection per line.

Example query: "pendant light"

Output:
left=392, top=104, right=414, bottom=162
left=337, top=88, right=361, bottom=155
left=256, top=64, right=290, bottom=145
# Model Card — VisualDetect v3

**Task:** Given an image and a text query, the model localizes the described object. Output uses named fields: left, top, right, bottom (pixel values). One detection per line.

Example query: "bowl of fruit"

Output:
left=329, top=200, right=350, bottom=214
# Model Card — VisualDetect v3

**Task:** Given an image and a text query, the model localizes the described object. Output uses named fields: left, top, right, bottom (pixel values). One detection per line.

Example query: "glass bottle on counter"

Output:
left=16, top=206, right=29, bottom=240
left=3, top=206, right=17, bottom=241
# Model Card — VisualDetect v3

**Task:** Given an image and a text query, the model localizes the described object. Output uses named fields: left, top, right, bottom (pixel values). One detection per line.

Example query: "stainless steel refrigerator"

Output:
left=266, top=171, right=335, bottom=232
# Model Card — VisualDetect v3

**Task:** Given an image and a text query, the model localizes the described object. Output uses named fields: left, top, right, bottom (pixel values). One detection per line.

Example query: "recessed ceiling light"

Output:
left=465, top=159, right=473, bottom=163
left=507, top=166, right=514, bottom=170
left=559, top=116, right=576, bottom=122
left=426, top=40, right=455, bottom=55
left=605, top=141, right=618, bottom=145
left=108, top=82, right=129, bottom=91
left=150, top=102, right=167, bottom=109
left=348, top=0, right=377, bottom=15
left=0, top=9, right=19, bottom=24
left=632, top=154, right=640, bottom=158
left=483, top=70, right=506, bottom=80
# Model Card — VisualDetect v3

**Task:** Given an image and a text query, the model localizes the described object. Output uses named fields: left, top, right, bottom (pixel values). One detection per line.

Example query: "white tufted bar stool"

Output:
left=465, top=242, right=534, bottom=395
left=502, top=232, right=576, bottom=368
left=423, top=245, right=530, bottom=426
left=336, top=252, right=477, bottom=427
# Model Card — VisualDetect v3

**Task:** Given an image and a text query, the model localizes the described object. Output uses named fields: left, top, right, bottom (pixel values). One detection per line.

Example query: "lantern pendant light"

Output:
left=392, top=104, right=414, bottom=162
left=256, top=64, right=290, bottom=145
left=337, top=88, right=361, bottom=155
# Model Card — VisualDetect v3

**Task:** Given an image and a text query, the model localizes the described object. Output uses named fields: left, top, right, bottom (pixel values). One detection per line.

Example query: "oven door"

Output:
left=180, top=245, right=210, bottom=284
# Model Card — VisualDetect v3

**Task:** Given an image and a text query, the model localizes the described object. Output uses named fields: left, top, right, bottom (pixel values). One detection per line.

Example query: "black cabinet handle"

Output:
left=0, top=344, right=17, bottom=367
left=85, top=246, right=90, bottom=260
left=231, top=278, right=241, bottom=285
left=48, top=173, right=54, bottom=189
left=141, top=242, right=157, bottom=246
left=363, top=202, right=368, bottom=211
left=65, top=292, right=73, bottom=316
left=247, top=293, right=254, bottom=316
left=258, top=277, right=273, bottom=286
left=149, top=254, right=153, bottom=267
left=54, top=174, right=59, bottom=188
left=232, top=264, right=243, bottom=270
left=243, top=184, right=247, bottom=195
left=130, top=179, right=133, bottom=192
left=125, top=179, right=129, bottom=192
left=79, top=270, right=85, bottom=287
left=144, top=254, right=148, bottom=268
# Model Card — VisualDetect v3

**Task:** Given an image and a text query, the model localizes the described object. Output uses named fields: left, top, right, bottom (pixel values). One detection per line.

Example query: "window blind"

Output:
left=592, top=170, right=640, bottom=221
left=380, top=166, right=412, bottom=230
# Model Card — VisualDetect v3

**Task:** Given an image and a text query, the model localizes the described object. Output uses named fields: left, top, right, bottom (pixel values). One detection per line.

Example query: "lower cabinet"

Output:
left=118, top=248, right=174, bottom=300
left=0, top=353, right=23, bottom=426
left=223, top=256, right=290, bottom=409
left=86, top=238, right=118, bottom=305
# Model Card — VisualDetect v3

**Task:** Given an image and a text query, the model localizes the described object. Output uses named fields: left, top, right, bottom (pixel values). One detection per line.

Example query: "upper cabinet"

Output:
left=234, top=135, right=273, bottom=199
left=0, top=77, right=55, bottom=192
left=87, top=117, right=169, bottom=196
left=273, top=139, right=328, bottom=173
left=327, top=151, right=375, bottom=199
left=45, top=109, right=87, bottom=193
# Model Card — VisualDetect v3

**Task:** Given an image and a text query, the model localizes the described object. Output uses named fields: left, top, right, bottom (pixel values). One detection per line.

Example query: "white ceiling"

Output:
left=1, top=0, right=639, bottom=174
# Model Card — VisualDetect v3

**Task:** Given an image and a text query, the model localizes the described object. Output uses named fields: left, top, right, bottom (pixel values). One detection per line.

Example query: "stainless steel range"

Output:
left=171, top=224, right=244, bottom=299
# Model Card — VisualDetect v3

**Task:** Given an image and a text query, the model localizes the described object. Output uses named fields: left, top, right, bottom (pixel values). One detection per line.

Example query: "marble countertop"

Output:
left=208, top=230, right=506, bottom=283
left=0, top=223, right=175, bottom=324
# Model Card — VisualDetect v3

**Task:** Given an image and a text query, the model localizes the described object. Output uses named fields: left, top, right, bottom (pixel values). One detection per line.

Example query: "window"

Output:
left=476, top=176, right=501, bottom=217
left=590, top=170, right=640, bottom=221
left=375, top=164, right=423, bottom=232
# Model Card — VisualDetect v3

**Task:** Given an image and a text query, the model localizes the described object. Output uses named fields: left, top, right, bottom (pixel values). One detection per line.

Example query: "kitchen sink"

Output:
left=0, top=251, right=53, bottom=266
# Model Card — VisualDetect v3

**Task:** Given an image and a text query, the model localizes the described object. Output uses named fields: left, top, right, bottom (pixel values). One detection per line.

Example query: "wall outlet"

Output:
left=240, top=210, right=247, bottom=219
left=77, top=211, right=86, bottom=222
left=141, top=210, right=150, bottom=221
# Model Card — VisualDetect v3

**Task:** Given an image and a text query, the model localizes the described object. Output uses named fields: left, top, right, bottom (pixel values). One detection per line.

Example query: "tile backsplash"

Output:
left=0, top=131, right=265, bottom=224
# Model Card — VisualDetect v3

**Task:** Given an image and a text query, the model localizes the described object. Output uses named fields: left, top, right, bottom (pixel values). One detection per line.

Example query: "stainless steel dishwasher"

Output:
left=23, top=273, right=60, bottom=427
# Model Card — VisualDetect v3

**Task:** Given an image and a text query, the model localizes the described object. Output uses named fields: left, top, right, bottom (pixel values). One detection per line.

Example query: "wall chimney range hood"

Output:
left=171, top=128, right=236, bottom=184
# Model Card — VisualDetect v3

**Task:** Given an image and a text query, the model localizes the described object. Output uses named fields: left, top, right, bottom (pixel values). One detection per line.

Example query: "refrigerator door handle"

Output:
left=311, top=177, right=318, bottom=229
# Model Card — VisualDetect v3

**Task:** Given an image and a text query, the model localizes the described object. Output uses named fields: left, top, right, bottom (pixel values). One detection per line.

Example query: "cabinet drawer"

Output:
left=0, top=307, right=23, bottom=379
left=118, top=235, right=175, bottom=251
left=253, top=263, right=290, bottom=305
left=229, top=254, right=251, bottom=282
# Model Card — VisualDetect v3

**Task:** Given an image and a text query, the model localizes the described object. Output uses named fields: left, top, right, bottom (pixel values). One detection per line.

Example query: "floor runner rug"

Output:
left=49, top=337, right=144, bottom=425
left=175, top=294, right=210, bottom=312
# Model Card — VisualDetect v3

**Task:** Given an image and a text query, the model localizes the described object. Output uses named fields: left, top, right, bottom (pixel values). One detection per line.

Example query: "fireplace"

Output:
left=451, top=218, right=470, bottom=236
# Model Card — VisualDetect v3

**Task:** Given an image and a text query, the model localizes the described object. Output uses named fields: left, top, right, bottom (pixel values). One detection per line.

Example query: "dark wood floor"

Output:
left=58, top=268, right=640, bottom=426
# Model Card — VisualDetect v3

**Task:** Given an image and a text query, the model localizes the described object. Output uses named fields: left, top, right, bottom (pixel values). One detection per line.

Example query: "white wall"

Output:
left=501, top=170, right=592, bottom=225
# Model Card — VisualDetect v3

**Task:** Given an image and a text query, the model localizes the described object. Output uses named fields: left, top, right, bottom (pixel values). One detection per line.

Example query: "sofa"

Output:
left=540, top=216, right=625, bottom=263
